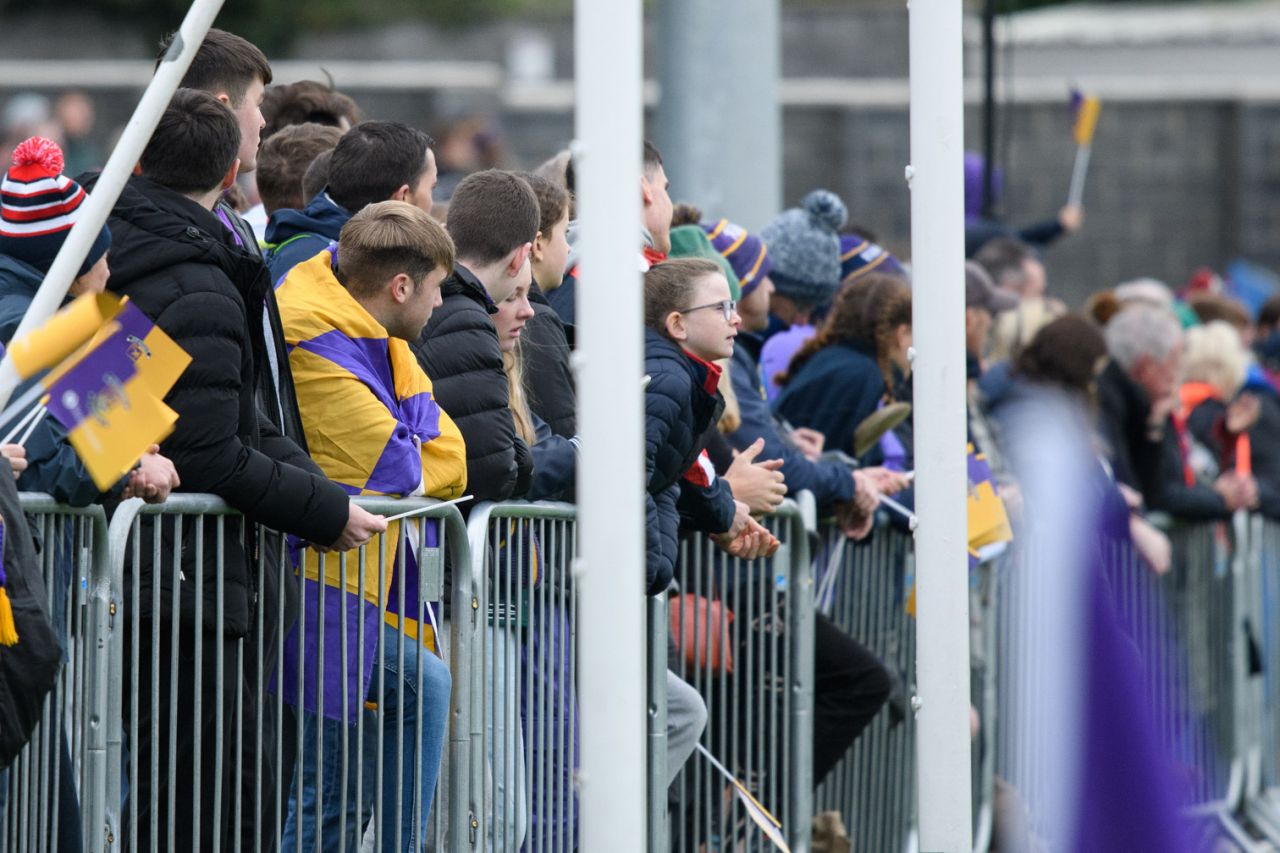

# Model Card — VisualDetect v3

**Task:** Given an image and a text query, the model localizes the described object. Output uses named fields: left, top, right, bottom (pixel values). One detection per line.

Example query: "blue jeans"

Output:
left=283, top=624, right=452, bottom=852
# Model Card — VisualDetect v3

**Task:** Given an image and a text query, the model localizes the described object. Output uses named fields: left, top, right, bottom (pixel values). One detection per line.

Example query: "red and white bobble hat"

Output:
left=0, top=136, right=111, bottom=276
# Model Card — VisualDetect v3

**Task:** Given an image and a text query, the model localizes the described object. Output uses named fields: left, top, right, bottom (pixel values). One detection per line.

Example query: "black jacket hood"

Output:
left=84, top=173, right=267, bottom=304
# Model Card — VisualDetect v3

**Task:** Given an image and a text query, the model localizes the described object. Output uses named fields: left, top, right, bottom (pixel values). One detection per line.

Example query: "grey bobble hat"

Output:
left=760, top=189, right=848, bottom=307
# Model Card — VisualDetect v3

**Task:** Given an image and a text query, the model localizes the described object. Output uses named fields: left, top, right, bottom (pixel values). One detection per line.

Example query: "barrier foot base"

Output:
left=1246, top=793, right=1280, bottom=848
left=1216, top=807, right=1275, bottom=853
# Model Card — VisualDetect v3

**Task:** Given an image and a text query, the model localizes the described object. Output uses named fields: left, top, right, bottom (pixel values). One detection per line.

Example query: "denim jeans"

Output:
left=283, top=623, right=452, bottom=852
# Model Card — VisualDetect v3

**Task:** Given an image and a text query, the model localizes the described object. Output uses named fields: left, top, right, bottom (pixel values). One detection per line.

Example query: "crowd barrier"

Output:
left=466, top=500, right=579, bottom=853
left=19, top=488, right=1280, bottom=852
left=3, top=493, right=473, bottom=853
left=667, top=498, right=814, bottom=853
left=0, top=496, right=112, bottom=853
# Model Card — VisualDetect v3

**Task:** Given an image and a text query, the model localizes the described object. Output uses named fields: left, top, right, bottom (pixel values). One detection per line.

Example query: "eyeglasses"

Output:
left=682, top=299, right=737, bottom=323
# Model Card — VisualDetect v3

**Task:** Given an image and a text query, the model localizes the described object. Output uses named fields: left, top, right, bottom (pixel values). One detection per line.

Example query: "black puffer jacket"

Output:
left=645, top=329, right=737, bottom=594
left=411, top=263, right=532, bottom=502
left=523, top=282, right=576, bottom=438
left=99, top=174, right=350, bottom=636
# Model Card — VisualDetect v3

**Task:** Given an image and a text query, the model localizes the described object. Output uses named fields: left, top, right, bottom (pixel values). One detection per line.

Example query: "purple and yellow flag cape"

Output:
left=275, top=247, right=466, bottom=721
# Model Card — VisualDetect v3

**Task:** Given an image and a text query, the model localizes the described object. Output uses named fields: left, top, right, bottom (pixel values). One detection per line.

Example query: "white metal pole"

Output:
left=573, top=0, right=646, bottom=849
left=908, top=0, right=973, bottom=847
left=0, top=0, right=225, bottom=411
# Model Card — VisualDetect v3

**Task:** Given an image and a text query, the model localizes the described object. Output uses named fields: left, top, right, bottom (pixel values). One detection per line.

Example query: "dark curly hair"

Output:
left=776, top=272, right=911, bottom=396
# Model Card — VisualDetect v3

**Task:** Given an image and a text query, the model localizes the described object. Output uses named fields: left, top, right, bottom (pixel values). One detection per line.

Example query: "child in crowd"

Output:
left=642, top=258, right=776, bottom=791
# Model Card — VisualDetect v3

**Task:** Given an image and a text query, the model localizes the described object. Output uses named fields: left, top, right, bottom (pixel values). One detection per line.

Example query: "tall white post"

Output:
left=573, top=0, right=646, bottom=850
left=0, top=0, right=225, bottom=410
left=908, top=0, right=973, bottom=848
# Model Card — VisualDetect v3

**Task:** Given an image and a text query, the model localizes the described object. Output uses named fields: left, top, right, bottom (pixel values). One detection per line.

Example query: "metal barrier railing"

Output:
left=0, top=495, right=112, bottom=853
left=995, top=515, right=1269, bottom=851
left=22, top=488, right=1280, bottom=851
left=668, top=498, right=814, bottom=853
left=465, top=500, right=579, bottom=853
left=466, top=498, right=815, bottom=853
left=812, top=520, right=917, bottom=853
left=1246, top=513, right=1280, bottom=843
left=105, top=493, right=471, bottom=853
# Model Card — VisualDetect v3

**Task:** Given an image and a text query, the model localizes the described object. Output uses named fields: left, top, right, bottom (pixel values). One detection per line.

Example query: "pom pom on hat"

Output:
left=760, top=188, right=849, bottom=307
left=12, top=137, right=65, bottom=174
left=801, top=189, right=847, bottom=234
left=0, top=136, right=111, bottom=277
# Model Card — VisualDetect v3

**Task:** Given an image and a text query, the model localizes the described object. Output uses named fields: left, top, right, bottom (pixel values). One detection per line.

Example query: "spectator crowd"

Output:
left=2, top=23, right=1276, bottom=853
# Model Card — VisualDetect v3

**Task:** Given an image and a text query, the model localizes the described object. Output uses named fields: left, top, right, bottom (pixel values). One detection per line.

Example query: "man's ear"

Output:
left=508, top=242, right=533, bottom=276
left=215, top=92, right=232, bottom=107
left=531, top=230, right=546, bottom=262
left=640, top=175, right=654, bottom=208
left=389, top=272, right=414, bottom=304
left=220, top=158, right=241, bottom=191
left=389, top=184, right=411, bottom=202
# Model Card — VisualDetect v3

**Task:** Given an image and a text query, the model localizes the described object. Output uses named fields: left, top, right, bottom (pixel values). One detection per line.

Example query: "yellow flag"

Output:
left=6, top=293, right=123, bottom=380
left=64, top=384, right=178, bottom=491
left=1072, top=95, right=1102, bottom=147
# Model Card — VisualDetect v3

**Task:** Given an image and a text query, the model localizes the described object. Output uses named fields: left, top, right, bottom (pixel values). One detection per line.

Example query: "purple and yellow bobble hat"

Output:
left=703, top=218, right=773, bottom=298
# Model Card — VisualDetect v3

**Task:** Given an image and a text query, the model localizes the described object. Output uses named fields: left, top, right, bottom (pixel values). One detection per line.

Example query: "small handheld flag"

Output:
left=41, top=302, right=190, bottom=490
left=6, top=292, right=123, bottom=381
left=695, top=744, right=790, bottom=852
left=968, top=443, right=1013, bottom=554
left=1068, top=89, right=1102, bottom=208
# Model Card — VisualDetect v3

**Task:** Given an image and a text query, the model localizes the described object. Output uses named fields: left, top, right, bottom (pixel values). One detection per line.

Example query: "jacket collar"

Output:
left=528, top=279, right=550, bottom=307
left=444, top=262, right=498, bottom=315
left=264, top=191, right=351, bottom=247
left=97, top=173, right=271, bottom=307
left=645, top=328, right=722, bottom=396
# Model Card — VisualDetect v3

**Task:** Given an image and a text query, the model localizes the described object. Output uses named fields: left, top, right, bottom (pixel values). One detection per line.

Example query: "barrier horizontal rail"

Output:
left=103, top=492, right=471, bottom=853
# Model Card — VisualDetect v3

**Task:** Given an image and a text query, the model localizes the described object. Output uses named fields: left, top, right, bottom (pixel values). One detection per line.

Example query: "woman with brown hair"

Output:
left=772, top=272, right=912, bottom=458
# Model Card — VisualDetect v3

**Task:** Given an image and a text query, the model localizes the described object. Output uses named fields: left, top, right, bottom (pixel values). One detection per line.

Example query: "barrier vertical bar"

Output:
left=647, top=595, right=669, bottom=851
left=574, top=0, right=646, bottom=848
left=788, top=508, right=815, bottom=852
left=81, top=506, right=113, bottom=852
left=907, top=0, right=972, bottom=843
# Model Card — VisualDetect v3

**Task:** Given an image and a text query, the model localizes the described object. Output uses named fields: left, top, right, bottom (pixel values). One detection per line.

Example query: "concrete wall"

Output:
left=4, top=4, right=1279, bottom=308
left=500, top=96, right=1277, bottom=308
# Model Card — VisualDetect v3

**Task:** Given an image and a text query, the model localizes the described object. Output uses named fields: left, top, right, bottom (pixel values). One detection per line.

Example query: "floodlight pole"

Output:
left=573, top=0, right=647, bottom=850
left=656, top=0, right=781, bottom=229
left=0, top=0, right=225, bottom=411
left=908, top=0, right=974, bottom=848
